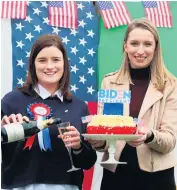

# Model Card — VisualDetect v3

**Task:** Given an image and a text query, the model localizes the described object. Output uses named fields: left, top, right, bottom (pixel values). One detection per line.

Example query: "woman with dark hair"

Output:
left=1, top=34, right=97, bottom=190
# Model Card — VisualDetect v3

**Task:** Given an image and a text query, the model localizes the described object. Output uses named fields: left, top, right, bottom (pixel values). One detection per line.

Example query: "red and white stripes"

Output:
left=1, top=1, right=27, bottom=19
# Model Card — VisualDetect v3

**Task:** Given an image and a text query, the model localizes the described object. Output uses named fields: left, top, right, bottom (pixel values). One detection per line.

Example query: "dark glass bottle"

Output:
left=1, top=118, right=62, bottom=144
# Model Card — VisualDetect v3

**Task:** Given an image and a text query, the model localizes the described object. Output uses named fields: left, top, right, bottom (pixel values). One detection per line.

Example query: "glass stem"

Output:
left=68, top=148, right=74, bottom=166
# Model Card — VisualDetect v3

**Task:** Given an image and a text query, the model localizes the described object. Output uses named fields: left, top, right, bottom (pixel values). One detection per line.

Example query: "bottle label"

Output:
left=4, top=123, right=25, bottom=143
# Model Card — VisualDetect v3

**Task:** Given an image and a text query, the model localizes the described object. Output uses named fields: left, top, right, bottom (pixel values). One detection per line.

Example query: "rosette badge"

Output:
left=25, top=102, right=54, bottom=151
left=27, top=102, right=53, bottom=119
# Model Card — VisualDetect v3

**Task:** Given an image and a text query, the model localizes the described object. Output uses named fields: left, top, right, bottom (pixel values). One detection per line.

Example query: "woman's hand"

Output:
left=58, top=126, right=82, bottom=150
left=1, top=114, right=29, bottom=126
left=85, top=139, right=106, bottom=149
left=127, top=127, right=152, bottom=147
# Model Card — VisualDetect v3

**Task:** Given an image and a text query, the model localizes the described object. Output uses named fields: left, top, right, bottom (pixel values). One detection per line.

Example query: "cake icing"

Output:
left=87, top=115, right=137, bottom=134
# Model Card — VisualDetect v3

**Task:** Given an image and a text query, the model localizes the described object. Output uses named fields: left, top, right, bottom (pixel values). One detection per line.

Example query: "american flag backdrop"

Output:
left=142, top=1, right=172, bottom=28
left=1, top=1, right=27, bottom=19
left=97, top=1, right=132, bottom=29
left=11, top=1, right=98, bottom=102
left=48, top=1, right=78, bottom=29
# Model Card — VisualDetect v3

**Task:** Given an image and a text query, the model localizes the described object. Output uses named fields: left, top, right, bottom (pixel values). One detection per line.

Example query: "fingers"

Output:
left=57, top=126, right=80, bottom=140
left=86, top=139, right=105, bottom=148
left=136, top=128, right=146, bottom=135
left=9, top=114, right=18, bottom=123
left=127, top=135, right=147, bottom=147
left=136, top=126, right=147, bottom=135
left=64, top=130, right=79, bottom=135
left=1, top=115, right=11, bottom=125
left=132, top=135, right=146, bottom=143
left=58, top=126, right=81, bottom=149
left=66, top=126, right=78, bottom=131
left=91, top=141, right=104, bottom=148
left=1, top=114, right=30, bottom=126
left=65, top=141, right=81, bottom=149
left=64, top=130, right=80, bottom=138
left=63, top=135, right=80, bottom=144
left=22, top=116, right=30, bottom=123
left=64, top=126, right=80, bottom=138
left=16, top=113, right=23, bottom=123
left=58, top=135, right=62, bottom=139
left=64, top=136, right=81, bottom=149
left=137, top=131, right=145, bottom=135
left=1, top=114, right=17, bottom=125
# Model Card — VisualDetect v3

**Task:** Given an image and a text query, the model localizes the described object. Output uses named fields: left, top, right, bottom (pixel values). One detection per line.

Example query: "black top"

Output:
left=129, top=66, right=150, bottom=80
left=1, top=87, right=97, bottom=189
left=129, top=66, right=150, bottom=118
left=119, top=66, right=150, bottom=171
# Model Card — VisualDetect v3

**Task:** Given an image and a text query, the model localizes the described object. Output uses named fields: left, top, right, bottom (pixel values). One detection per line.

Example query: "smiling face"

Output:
left=35, top=46, right=64, bottom=92
left=124, top=28, right=156, bottom=69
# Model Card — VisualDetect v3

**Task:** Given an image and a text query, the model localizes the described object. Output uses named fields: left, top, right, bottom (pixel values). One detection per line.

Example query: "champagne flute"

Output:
left=58, top=122, right=80, bottom=172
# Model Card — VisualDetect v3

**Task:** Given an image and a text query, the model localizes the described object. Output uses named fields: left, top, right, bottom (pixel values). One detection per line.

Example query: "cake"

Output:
left=87, top=115, right=137, bottom=134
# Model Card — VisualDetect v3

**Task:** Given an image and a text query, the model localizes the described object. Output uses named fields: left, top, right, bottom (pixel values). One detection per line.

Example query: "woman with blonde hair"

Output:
left=89, top=18, right=177, bottom=190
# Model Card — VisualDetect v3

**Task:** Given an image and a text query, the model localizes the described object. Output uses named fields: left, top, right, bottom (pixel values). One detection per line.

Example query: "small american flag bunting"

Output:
left=48, top=1, right=78, bottom=29
left=142, top=1, right=172, bottom=28
left=97, top=1, right=132, bottom=29
left=81, top=115, right=93, bottom=124
left=1, top=1, right=27, bottom=19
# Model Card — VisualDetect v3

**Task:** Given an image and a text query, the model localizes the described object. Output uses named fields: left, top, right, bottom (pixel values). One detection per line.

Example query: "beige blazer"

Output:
left=98, top=71, right=177, bottom=172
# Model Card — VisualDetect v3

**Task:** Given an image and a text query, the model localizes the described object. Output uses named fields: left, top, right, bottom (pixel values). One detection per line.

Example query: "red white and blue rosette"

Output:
left=24, top=103, right=53, bottom=151
left=26, top=103, right=53, bottom=120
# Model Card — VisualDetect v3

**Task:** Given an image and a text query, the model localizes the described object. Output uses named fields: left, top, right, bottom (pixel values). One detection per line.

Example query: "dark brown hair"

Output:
left=20, top=34, right=72, bottom=100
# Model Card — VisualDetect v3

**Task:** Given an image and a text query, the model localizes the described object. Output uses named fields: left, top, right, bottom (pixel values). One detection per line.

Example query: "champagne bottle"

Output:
left=1, top=117, right=62, bottom=144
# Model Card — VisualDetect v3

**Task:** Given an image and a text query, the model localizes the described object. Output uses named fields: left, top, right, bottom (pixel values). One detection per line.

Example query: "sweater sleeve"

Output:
left=1, top=94, right=13, bottom=119
left=1, top=90, right=23, bottom=118
left=71, top=102, right=97, bottom=170
left=1, top=91, right=24, bottom=165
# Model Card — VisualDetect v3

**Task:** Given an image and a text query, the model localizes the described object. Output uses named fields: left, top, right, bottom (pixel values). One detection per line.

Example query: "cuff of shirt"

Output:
left=72, top=144, right=83, bottom=155
left=144, top=130, right=155, bottom=144
left=94, top=141, right=107, bottom=151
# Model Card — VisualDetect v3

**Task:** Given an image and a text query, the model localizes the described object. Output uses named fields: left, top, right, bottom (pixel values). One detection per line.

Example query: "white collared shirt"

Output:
left=33, top=84, right=63, bottom=102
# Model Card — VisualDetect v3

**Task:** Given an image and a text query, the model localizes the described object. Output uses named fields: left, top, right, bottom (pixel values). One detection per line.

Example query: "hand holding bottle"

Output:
left=1, top=114, right=62, bottom=144
left=1, top=114, right=29, bottom=126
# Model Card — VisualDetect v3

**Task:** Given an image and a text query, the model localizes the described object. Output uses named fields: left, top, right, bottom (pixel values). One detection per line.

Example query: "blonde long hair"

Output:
left=116, top=18, right=176, bottom=91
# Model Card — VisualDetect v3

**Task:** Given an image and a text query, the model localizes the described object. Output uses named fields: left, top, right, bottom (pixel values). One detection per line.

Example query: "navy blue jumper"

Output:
left=1, top=86, right=97, bottom=189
